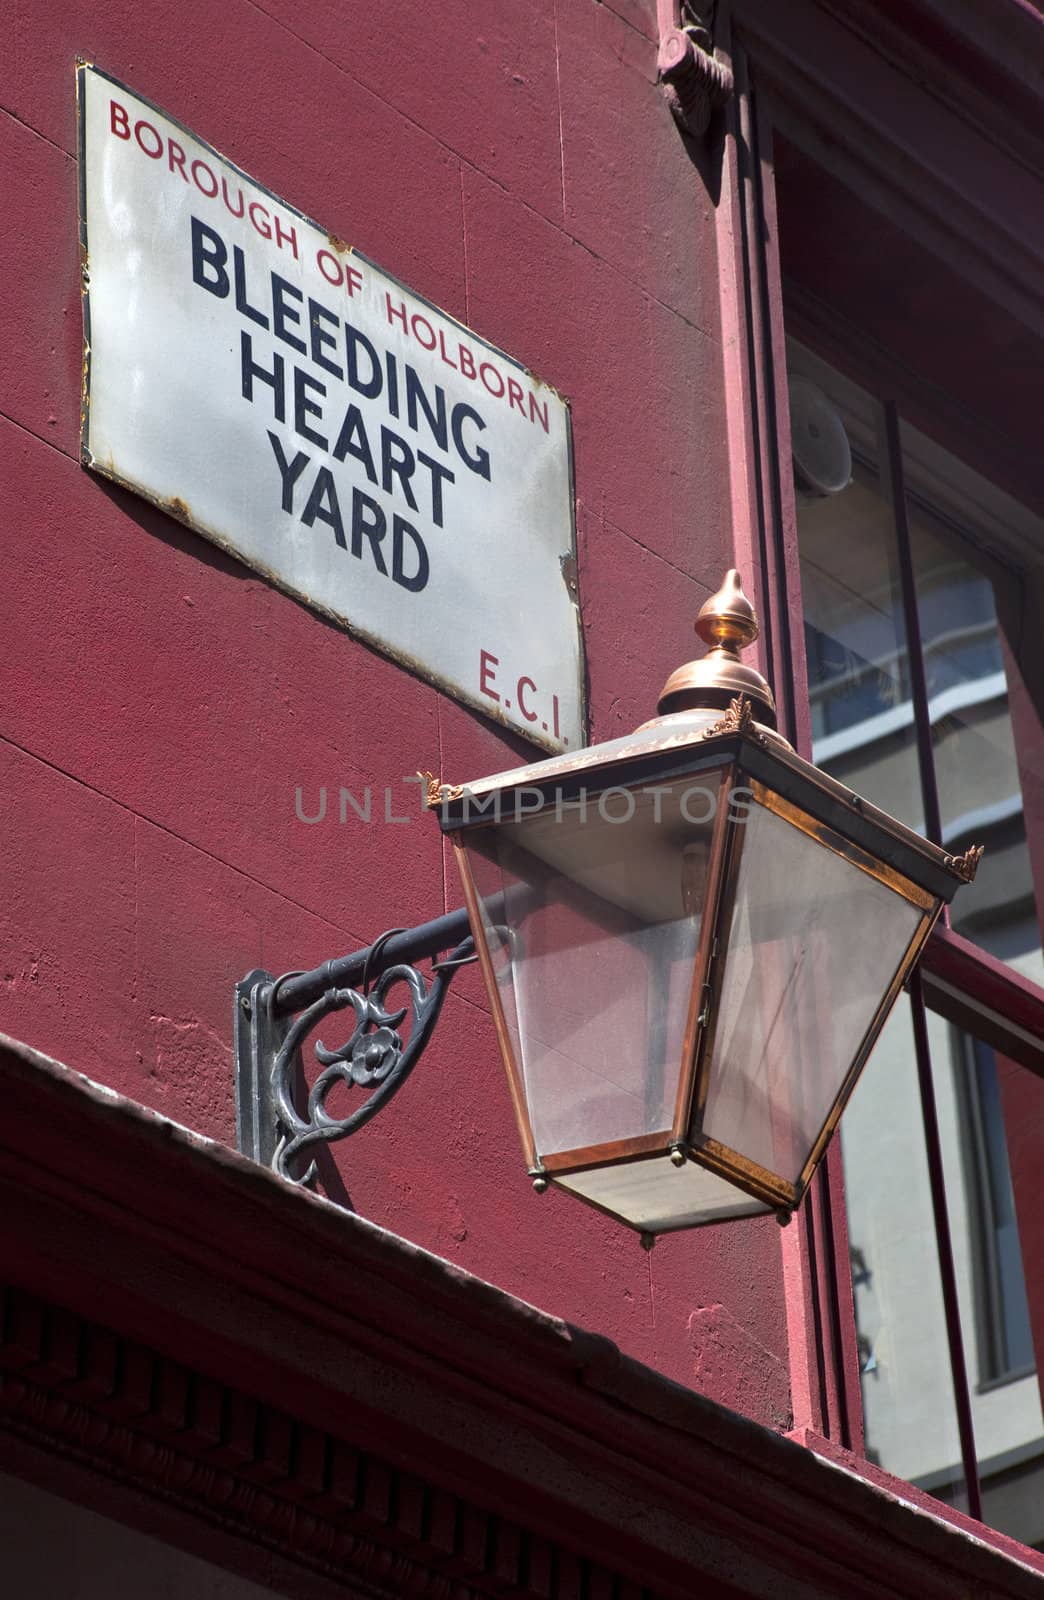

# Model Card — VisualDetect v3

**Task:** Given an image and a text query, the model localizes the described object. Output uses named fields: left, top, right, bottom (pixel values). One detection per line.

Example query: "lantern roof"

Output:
left=428, top=571, right=982, bottom=901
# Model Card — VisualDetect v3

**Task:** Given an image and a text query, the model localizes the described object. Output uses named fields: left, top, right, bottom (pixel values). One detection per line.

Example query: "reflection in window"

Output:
left=803, top=470, right=912, bottom=745
left=958, top=1035, right=1036, bottom=1386
left=840, top=997, right=970, bottom=1512
left=792, top=347, right=1044, bottom=1547
left=799, top=467, right=923, bottom=832
left=840, top=987, right=1044, bottom=1546
left=796, top=386, right=1041, bottom=967
left=907, top=512, right=1039, bottom=948
left=926, top=1009, right=1044, bottom=1547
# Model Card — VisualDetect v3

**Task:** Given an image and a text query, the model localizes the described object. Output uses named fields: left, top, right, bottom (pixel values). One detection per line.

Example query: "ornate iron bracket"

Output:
left=657, top=0, right=733, bottom=139
left=235, top=909, right=475, bottom=1185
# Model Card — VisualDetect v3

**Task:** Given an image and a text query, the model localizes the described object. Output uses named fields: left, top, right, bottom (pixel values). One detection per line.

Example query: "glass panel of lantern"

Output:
left=468, top=771, right=725, bottom=1154
left=697, top=786, right=932, bottom=1194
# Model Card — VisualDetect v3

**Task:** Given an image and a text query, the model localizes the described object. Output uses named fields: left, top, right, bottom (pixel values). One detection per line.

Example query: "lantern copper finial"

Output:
left=694, top=568, right=760, bottom=652
left=656, top=569, right=777, bottom=726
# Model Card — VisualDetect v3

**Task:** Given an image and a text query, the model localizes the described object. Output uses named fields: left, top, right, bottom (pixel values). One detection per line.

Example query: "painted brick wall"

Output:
left=0, top=0, right=791, bottom=1424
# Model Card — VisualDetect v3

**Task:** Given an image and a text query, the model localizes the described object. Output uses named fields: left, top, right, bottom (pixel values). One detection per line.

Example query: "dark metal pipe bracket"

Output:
left=657, top=0, right=733, bottom=140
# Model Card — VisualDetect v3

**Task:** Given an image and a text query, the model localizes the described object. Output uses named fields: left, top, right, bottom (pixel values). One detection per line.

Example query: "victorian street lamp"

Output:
left=235, top=572, right=980, bottom=1239
left=428, top=571, right=981, bottom=1236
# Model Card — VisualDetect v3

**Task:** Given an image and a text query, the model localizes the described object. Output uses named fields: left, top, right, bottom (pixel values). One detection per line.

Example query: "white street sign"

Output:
left=78, top=64, right=585, bottom=752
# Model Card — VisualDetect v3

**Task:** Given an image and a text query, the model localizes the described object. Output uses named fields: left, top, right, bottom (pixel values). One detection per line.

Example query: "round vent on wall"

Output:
left=788, top=375, right=852, bottom=497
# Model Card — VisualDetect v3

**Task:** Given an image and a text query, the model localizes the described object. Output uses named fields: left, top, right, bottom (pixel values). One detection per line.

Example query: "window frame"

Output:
left=791, top=293, right=1044, bottom=1530
left=715, top=0, right=1044, bottom=1526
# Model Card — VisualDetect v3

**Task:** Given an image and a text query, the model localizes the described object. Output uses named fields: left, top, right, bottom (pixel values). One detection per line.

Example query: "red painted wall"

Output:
left=0, top=2, right=791, bottom=1424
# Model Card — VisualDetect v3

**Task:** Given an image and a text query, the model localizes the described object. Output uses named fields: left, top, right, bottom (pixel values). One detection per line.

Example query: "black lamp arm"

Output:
left=234, top=908, right=475, bottom=1185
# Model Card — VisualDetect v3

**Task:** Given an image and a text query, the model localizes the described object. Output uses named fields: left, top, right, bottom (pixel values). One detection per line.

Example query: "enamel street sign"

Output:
left=78, top=64, right=585, bottom=752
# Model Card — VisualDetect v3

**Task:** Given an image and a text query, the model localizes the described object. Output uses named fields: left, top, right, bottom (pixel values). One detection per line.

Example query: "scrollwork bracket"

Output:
left=235, top=911, right=474, bottom=1188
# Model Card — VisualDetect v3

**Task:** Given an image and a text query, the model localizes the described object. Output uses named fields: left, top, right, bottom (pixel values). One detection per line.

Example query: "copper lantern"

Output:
left=428, top=573, right=981, bottom=1239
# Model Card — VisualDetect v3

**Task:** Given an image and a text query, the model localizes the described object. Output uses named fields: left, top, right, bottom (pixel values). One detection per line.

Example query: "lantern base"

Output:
left=550, top=1152, right=776, bottom=1235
